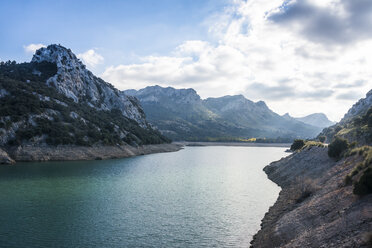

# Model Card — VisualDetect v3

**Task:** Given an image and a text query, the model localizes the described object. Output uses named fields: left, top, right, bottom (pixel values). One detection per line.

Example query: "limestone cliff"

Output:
left=32, top=45, right=146, bottom=126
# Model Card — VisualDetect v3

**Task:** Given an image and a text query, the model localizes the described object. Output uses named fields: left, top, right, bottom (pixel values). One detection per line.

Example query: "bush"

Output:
left=318, top=136, right=326, bottom=143
left=345, top=175, right=352, bottom=185
left=328, top=137, right=349, bottom=158
left=353, top=168, right=372, bottom=195
left=291, top=139, right=305, bottom=151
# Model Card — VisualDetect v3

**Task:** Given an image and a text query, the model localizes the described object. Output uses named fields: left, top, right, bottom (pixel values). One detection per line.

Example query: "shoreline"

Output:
left=250, top=146, right=372, bottom=247
left=174, top=141, right=291, bottom=147
left=0, top=143, right=183, bottom=164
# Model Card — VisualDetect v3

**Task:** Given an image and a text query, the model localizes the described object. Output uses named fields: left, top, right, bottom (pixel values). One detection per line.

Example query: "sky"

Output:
left=1, top=0, right=371, bottom=121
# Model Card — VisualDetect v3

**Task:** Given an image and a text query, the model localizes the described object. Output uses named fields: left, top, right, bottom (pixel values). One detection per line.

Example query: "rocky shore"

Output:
left=0, top=143, right=183, bottom=164
left=251, top=146, right=372, bottom=247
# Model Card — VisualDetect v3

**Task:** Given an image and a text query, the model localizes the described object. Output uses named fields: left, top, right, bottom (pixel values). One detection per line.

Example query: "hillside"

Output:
left=319, top=90, right=372, bottom=144
left=0, top=45, right=171, bottom=163
left=251, top=89, right=372, bottom=247
left=125, top=86, right=323, bottom=141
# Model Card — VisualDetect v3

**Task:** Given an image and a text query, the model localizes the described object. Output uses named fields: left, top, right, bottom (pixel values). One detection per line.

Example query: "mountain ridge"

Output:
left=125, top=85, right=329, bottom=141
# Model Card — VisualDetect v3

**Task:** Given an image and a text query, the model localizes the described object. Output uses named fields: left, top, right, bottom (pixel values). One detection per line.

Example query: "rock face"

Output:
left=342, top=89, right=372, bottom=123
left=294, top=113, right=335, bottom=128
left=250, top=147, right=372, bottom=247
left=126, top=85, right=201, bottom=105
left=0, top=148, right=15, bottom=164
left=125, top=85, right=323, bottom=140
left=32, top=44, right=146, bottom=126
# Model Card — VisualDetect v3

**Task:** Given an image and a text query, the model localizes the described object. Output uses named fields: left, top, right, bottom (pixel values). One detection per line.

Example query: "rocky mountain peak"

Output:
left=125, top=85, right=201, bottom=104
left=295, top=113, right=335, bottom=128
left=32, top=44, right=79, bottom=66
left=341, top=89, right=372, bottom=122
left=31, top=44, right=147, bottom=126
left=255, top=100, right=268, bottom=109
left=205, top=95, right=268, bottom=114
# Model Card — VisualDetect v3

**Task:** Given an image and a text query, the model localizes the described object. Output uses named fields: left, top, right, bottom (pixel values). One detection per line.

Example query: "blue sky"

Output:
left=0, top=0, right=227, bottom=65
left=1, top=0, right=372, bottom=121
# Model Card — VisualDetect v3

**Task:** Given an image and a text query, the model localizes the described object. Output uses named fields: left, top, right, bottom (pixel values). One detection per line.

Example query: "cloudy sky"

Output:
left=1, top=0, right=371, bottom=121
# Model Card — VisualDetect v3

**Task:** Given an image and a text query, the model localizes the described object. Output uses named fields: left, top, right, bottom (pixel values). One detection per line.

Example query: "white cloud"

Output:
left=102, top=0, right=372, bottom=121
left=77, top=49, right=104, bottom=68
left=24, top=43, right=46, bottom=53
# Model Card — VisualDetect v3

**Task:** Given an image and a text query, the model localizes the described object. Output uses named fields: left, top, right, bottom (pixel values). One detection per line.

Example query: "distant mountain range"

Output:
left=125, top=85, right=334, bottom=141
left=282, top=113, right=335, bottom=128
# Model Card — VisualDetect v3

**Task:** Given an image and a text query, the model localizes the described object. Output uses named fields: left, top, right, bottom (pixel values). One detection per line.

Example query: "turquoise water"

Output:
left=0, top=146, right=286, bottom=247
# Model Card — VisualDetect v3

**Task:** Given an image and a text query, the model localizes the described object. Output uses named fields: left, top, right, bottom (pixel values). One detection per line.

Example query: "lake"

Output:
left=0, top=146, right=287, bottom=247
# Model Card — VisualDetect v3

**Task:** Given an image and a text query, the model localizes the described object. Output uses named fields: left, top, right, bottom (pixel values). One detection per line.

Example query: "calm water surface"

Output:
left=0, top=146, right=287, bottom=247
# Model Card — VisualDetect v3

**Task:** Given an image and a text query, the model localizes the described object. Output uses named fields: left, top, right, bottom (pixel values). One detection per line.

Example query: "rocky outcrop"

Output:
left=3, top=143, right=182, bottom=163
left=341, top=89, right=372, bottom=123
left=32, top=44, right=147, bottom=126
left=318, top=88, right=372, bottom=145
left=0, top=148, right=15, bottom=164
left=250, top=147, right=372, bottom=248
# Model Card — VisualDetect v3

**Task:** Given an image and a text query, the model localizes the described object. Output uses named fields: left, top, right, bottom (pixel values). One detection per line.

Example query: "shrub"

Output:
left=345, top=175, right=352, bottom=186
left=364, top=232, right=372, bottom=246
left=296, top=189, right=312, bottom=203
left=318, top=136, right=326, bottom=143
left=294, top=178, right=318, bottom=203
left=353, top=168, right=372, bottom=195
left=290, top=139, right=305, bottom=151
left=328, top=137, right=349, bottom=158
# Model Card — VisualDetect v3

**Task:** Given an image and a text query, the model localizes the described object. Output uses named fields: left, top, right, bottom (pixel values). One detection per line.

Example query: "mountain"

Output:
left=0, top=45, right=169, bottom=148
left=319, top=89, right=372, bottom=144
left=125, top=85, right=323, bottom=141
left=341, top=89, right=372, bottom=122
left=32, top=45, right=147, bottom=126
left=282, top=112, right=334, bottom=128
left=294, top=113, right=335, bottom=128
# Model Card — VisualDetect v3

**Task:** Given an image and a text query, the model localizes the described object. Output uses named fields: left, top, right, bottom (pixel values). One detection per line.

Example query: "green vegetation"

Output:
left=320, top=107, right=372, bottom=145
left=318, top=135, right=326, bottom=143
left=303, top=140, right=325, bottom=148
left=290, top=139, right=305, bottom=151
left=353, top=168, right=372, bottom=195
left=328, top=137, right=349, bottom=158
left=344, top=146, right=372, bottom=195
left=321, top=107, right=372, bottom=195
left=0, top=61, right=170, bottom=146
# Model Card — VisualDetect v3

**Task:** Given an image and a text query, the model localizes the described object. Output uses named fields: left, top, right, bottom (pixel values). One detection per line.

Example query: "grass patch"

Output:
left=304, top=140, right=325, bottom=148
